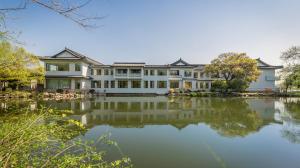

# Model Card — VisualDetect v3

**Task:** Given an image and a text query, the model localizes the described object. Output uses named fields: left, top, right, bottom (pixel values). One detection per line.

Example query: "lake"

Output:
left=1, top=96, right=300, bottom=168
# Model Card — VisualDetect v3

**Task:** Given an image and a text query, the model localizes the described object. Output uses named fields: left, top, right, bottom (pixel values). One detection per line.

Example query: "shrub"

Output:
left=228, top=79, right=249, bottom=92
left=56, top=89, right=64, bottom=93
left=89, top=89, right=95, bottom=94
left=211, top=80, right=227, bottom=92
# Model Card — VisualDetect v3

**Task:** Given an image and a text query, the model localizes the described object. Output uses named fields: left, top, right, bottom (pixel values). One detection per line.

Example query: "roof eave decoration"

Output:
left=171, top=58, right=191, bottom=66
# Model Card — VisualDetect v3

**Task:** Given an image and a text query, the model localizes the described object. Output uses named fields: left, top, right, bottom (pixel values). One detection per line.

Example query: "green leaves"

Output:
left=0, top=41, right=44, bottom=87
left=0, top=108, right=132, bottom=168
left=205, top=52, right=260, bottom=92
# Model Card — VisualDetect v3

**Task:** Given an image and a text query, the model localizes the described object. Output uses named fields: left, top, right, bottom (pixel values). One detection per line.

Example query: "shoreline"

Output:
left=1, top=91, right=300, bottom=99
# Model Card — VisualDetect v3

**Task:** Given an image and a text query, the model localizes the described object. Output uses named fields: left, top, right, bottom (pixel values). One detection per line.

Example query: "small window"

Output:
left=111, top=70, right=114, bottom=75
left=150, top=81, right=155, bottom=88
left=150, top=70, right=155, bottom=76
left=170, top=70, right=179, bottom=76
left=111, top=81, right=115, bottom=88
left=118, top=81, right=128, bottom=88
left=200, top=72, right=204, bottom=78
left=75, top=63, right=81, bottom=71
left=144, top=81, right=148, bottom=88
left=200, top=82, right=204, bottom=89
left=97, top=69, right=102, bottom=75
left=75, top=80, right=81, bottom=89
left=92, top=81, right=101, bottom=88
left=132, top=80, right=141, bottom=88
left=91, top=69, right=94, bottom=75
left=157, top=69, right=167, bottom=76
left=205, top=82, right=209, bottom=89
left=193, top=72, right=198, bottom=78
left=104, top=80, right=109, bottom=88
left=144, top=70, right=148, bottom=76
left=184, top=70, right=192, bottom=77
left=157, top=81, right=167, bottom=88
left=104, top=69, right=110, bottom=75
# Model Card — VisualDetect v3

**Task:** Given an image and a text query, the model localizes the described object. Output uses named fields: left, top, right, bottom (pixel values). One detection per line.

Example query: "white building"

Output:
left=40, top=48, right=283, bottom=94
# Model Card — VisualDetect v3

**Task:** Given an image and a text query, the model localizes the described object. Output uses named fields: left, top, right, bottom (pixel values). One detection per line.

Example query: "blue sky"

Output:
left=2, top=0, right=300, bottom=65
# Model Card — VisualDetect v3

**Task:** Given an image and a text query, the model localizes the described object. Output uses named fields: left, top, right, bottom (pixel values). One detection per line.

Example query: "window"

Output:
left=157, top=81, right=167, bottom=88
left=150, top=70, right=155, bottom=76
left=111, top=81, right=115, bottom=88
left=130, top=69, right=141, bottom=74
left=97, top=69, right=102, bottom=75
left=150, top=81, right=155, bottom=88
left=184, top=81, right=192, bottom=89
left=193, top=72, right=198, bottom=78
left=157, top=69, right=167, bottom=76
left=104, top=69, right=110, bottom=75
left=118, top=80, right=128, bottom=88
left=46, top=63, right=69, bottom=71
left=144, top=70, right=148, bottom=76
left=144, top=81, right=148, bottom=88
left=170, top=80, right=179, bottom=88
left=170, top=70, right=179, bottom=76
left=131, top=80, right=141, bottom=88
left=91, top=81, right=101, bottom=88
left=75, top=80, right=81, bottom=89
left=205, top=82, right=210, bottom=89
left=184, top=70, right=192, bottom=77
left=200, top=82, right=204, bottom=89
left=111, top=70, right=114, bottom=75
left=91, top=69, right=94, bottom=75
left=75, top=63, right=81, bottom=71
left=200, top=72, right=204, bottom=78
left=104, top=80, right=109, bottom=88
left=46, top=79, right=71, bottom=89
left=117, top=69, right=127, bottom=74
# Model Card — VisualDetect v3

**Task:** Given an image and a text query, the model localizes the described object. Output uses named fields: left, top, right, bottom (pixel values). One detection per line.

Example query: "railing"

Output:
left=129, top=73, right=142, bottom=77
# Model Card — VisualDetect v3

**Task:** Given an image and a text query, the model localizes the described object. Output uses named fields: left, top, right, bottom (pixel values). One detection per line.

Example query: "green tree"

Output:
left=205, top=52, right=260, bottom=92
left=0, top=41, right=44, bottom=90
left=280, top=46, right=300, bottom=91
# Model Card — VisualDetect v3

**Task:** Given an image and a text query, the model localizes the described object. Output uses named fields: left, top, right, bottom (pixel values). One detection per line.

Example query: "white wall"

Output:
left=248, top=68, right=276, bottom=91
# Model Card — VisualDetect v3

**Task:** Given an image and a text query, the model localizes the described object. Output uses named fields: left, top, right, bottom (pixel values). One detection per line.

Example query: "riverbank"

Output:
left=169, top=91, right=300, bottom=97
left=0, top=91, right=86, bottom=100
left=1, top=90, right=300, bottom=99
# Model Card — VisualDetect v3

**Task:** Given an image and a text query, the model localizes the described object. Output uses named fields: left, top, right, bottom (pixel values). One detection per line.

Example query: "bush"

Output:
left=89, top=89, right=95, bottom=94
left=56, top=89, right=64, bottom=93
left=211, top=80, right=227, bottom=92
left=228, top=79, right=249, bottom=92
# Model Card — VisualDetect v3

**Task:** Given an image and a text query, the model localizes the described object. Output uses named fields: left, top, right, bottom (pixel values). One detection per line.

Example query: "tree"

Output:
left=0, top=41, right=44, bottom=90
left=280, top=46, right=300, bottom=92
left=205, top=52, right=260, bottom=92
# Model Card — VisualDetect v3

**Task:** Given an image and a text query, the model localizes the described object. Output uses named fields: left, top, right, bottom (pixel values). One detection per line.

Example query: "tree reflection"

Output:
left=199, top=98, right=263, bottom=137
left=281, top=98, right=300, bottom=144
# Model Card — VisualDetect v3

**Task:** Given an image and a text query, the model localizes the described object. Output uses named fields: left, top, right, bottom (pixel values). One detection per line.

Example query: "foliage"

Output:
left=0, top=107, right=132, bottom=168
left=0, top=41, right=44, bottom=90
left=211, top=80, right=227, bottom=92
left=205, top=52, right=260, bottom=92
left=280, top=46, right=300, bottom=91
left=199, top=98, right=263, bottom=137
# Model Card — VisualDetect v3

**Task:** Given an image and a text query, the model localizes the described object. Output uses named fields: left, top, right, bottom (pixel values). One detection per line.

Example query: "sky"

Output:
left=2, top=0, right=300, bottom=65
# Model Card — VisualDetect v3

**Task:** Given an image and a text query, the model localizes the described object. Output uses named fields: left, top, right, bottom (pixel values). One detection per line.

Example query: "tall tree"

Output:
left=280, top=46, right=300, bottom=91
left=0, top=41, right=44, bottom=90
left=205, top=52, right=260, bottom=92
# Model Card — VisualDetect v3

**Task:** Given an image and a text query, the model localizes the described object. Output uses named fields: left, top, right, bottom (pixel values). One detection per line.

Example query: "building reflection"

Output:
left=2, top=97, right=299, bottom=138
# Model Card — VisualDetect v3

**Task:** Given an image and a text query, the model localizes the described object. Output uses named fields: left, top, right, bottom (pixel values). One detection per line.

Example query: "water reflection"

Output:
left=1, top=97, right=300, bottom=139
